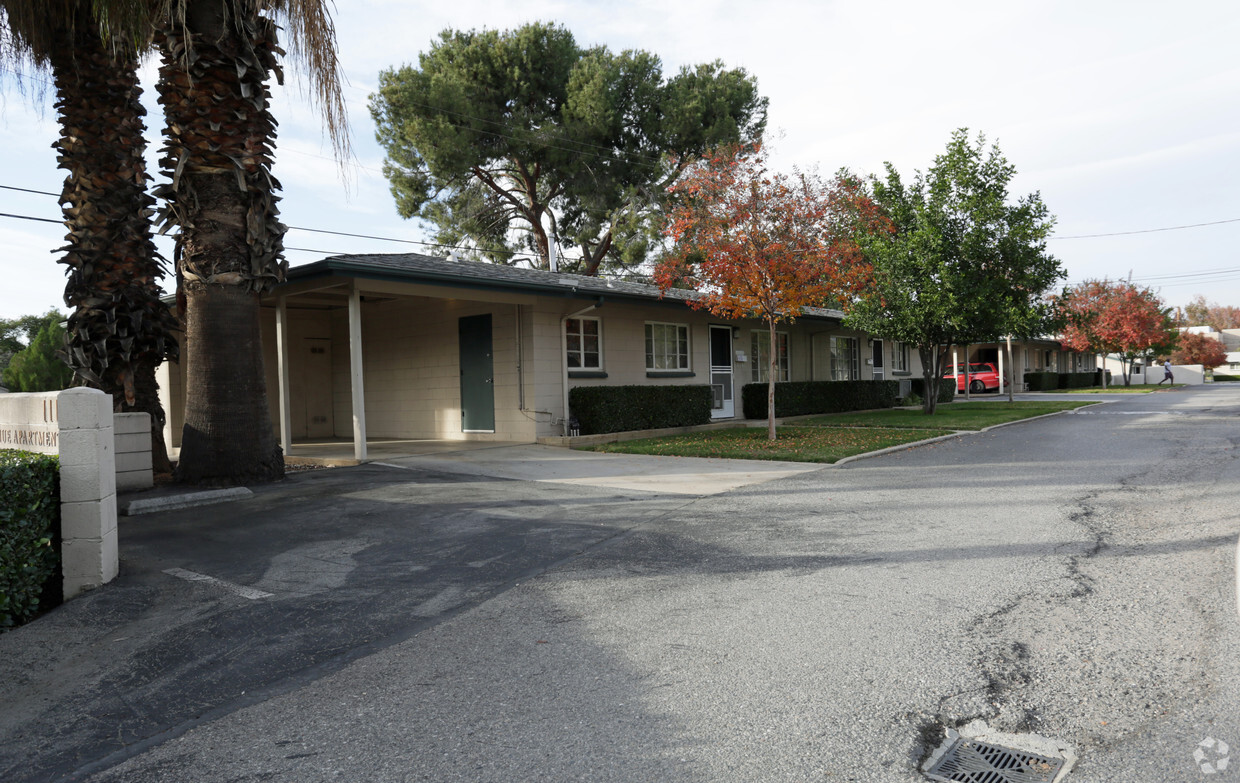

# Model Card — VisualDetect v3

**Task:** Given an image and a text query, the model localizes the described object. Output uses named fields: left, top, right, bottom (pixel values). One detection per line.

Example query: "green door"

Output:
left=459, top=314, right=495, bottom=432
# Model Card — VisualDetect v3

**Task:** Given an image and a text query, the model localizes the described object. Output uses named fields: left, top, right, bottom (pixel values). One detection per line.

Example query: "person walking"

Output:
left=1157, top=359, right=1174, bottom=386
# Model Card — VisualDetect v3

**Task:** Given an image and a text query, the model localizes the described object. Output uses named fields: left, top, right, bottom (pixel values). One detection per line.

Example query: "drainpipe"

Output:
left=516, top=305, right=525, bottom=411
left=561, top=300, right=602, bottom=436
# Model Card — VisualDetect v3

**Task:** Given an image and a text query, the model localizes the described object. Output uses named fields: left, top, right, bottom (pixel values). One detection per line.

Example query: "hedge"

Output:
left=1058, top=372, right=1097, bottom=389
left=741, top=380, right=901, bottom=419
left=1024, top=371, right=1110, bottom=390
left=1, top=450, right=60, bottom=629
left=909, top=377, right=957, bottom=405
left=1024, top=371, right=1059, bottom=391
left=569, top=384, right=712, bottom=435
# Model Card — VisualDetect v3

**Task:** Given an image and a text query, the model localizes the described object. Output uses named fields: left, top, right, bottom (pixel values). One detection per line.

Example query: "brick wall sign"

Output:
left=0, top=388, right=118, bottom=599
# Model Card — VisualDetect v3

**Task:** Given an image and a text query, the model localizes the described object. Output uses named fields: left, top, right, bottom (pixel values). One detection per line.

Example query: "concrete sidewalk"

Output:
left=369, top=443, right=824, bottom=495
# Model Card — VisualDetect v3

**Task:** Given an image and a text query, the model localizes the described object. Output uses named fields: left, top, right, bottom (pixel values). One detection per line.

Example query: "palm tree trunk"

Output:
left=177, top=283, right=282, bottom=484
left=155, top=0, right=285, bottom=484
left=46, top=5, right=178, bottom=474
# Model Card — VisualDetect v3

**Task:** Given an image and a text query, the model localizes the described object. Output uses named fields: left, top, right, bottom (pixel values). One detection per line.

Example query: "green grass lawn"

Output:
left=586, top=425, right=953, bottom=463
left=1042, top=383, right=1181, bottom=394
left=794, top=400, right=1097, bottom=431
left=586, top=401, right=1098, bottom=463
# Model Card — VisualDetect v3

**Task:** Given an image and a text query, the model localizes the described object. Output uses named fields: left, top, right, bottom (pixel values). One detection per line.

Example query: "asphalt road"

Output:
left=4, top=386, right=1238, bottom=782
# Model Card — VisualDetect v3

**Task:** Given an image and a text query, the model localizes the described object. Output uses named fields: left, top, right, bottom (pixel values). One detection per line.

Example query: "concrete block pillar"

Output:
left=113, top=412, right=153, bottom=491
left=56, top=388, right=118, bottom=598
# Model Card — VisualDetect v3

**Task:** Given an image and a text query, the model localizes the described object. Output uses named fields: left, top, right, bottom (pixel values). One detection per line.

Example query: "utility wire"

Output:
left=1052, top=217, right=1240, bottom=239
left=0, top=196, right=592, bottom=264
left=0, top=211, right=60, bottom=225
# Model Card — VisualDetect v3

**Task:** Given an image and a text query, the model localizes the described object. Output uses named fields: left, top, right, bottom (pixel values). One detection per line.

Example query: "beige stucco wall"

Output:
left=315, top=296, right=537, bottom=442
left=170, top=280, right=1122, bottom=452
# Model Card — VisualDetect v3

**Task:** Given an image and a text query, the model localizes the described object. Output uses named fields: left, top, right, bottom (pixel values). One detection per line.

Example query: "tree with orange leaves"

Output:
left=1057, top=279, right=1176, bottom=385
left=1171, top=331, right=1227, bottom=370
left=654, top=144, right=882, bottom=439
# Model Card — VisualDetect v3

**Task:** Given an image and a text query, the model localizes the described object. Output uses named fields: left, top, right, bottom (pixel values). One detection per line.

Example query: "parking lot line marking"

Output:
left=372, top=462, right=413, bottom=470
left=163, top=568, right=274, bottom=600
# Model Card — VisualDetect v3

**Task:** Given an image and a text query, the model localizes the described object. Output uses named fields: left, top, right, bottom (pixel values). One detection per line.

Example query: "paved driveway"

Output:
left=0, top=449, right=824, bottom=783
left=371, top=443, right=824, bottom=495
left=3, top=386, right=1238, bottom=782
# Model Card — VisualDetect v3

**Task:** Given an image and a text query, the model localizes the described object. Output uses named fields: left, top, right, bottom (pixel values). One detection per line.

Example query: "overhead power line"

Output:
left=0, top=191, right=591, bottom=264
left=1052, top=217, right=1240, bottom=239
left=0, top=211, right=60, bottom=225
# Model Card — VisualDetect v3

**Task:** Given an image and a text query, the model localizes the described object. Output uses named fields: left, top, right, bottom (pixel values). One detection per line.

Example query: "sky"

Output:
left=1, top=0, right=1238, bottom=322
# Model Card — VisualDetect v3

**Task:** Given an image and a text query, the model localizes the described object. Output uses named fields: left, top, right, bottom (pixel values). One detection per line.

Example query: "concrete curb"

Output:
left=120, top=488, right=253, bottom=516
left=832, top=431, right=966, bottom=465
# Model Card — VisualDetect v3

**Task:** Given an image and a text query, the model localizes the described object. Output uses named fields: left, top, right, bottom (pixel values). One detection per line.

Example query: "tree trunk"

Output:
left=920, top=344, right=953, bottom=415
left=176, top=283, right=282, bottom=484
left=156, top=0, right=287, bottom=485
left=767, top=319, right=777, bottom=441
left=963, top=345, right=971, bottom=400
left=47, top=5, right=179, bottom=476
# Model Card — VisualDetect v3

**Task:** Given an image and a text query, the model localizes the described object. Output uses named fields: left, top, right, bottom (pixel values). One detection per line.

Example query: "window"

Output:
left=751, top=331, right=789, bottom=382
left=830, top=336, right=859, bottom=380
left=645, top=322, right=690, bottom=371
left=565, top=317, right=601, bottom=369
left=891, top=342, right=910, bottom=373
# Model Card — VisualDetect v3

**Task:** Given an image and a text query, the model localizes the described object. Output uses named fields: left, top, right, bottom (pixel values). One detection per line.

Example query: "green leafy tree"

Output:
left=3, top=318, right=74, bottom=392
left=0, top=311, right=61, bottom=370
left=846, top=130, right=1063, bottom=413
left=370, top=22, right=767, bottom=275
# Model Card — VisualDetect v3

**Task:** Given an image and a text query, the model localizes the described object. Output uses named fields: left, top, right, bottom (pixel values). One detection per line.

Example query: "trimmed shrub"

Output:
left=909, top=377, right=956, bottom=405
left=1024, top=371, right=1059, bottom=391
left=569, top=385, right=712, bottom=435
left=1095, top=369, right=1113, bottom=386
left=740, top=380, right=901, bottom=419
left=1057, top=372, right=1096, bottom=389
left=1, top=450, right=60, bottom=629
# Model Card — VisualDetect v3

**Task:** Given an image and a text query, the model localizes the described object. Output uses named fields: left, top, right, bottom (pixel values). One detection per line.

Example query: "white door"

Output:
left=871, top=339, right=884, bottom=380
left=709, top=325, right=734, bottom=419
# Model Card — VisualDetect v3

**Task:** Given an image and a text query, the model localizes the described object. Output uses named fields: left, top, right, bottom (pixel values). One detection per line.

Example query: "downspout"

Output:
left=561, top=299, right=603, bottom=436
left=516, top=305, right=525, bottom=411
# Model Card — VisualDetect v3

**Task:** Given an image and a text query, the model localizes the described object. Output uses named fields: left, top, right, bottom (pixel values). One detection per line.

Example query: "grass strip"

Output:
left=795, top=400, right=1096, bottom=431
left=1041, top=384, right=1181, bottom=394
left=586, top=425, right=952, bottom=463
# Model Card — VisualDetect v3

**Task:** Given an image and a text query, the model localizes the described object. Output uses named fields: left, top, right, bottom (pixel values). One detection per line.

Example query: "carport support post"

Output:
left=998, top=343, right=1004, bottom=400
left=348, top=285, right=368, bottom=462
left=1005, top=335, right=1014, bottom=401
left=275, top=296, right=292, bottom=457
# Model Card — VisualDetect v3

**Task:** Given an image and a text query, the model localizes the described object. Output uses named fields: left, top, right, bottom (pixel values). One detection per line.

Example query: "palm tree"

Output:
left=0, top=0, right=179, bottom=473
left=153, top=0, right=349, bottom=485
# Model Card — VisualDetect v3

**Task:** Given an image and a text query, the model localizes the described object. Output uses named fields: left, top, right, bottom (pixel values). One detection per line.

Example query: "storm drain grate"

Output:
left=925, top=736, right=1070, bottom=783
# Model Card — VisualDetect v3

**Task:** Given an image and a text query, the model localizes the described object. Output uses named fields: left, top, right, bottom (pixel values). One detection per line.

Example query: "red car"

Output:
left=944, top=362, right=1007, bottom=394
